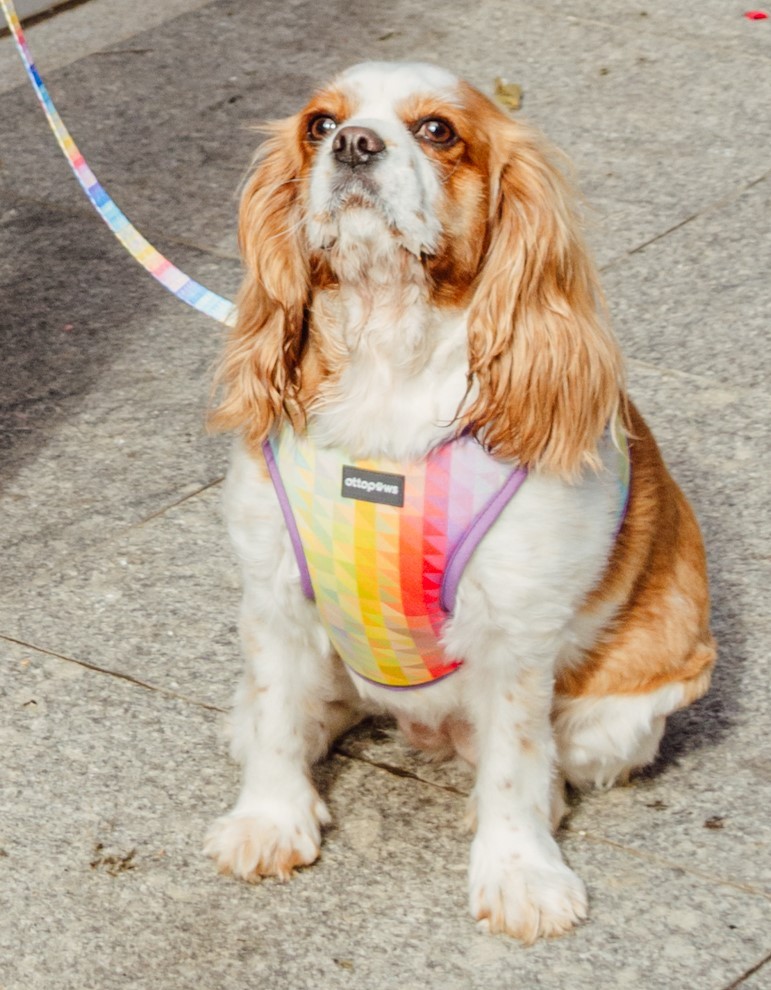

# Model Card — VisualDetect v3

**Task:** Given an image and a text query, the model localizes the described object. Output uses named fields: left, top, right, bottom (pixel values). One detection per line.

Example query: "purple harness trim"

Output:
left=262, top=439, right=315, bottom=601
left=440, top=465, right=529, bottom=613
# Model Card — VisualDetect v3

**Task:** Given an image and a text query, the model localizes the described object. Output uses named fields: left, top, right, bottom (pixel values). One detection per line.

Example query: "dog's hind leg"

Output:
left=553, top=665, right=713, bottom=790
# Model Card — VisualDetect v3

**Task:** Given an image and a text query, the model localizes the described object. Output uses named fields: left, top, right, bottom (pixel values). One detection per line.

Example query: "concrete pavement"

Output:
left=1, top=1, right=770, bottom=987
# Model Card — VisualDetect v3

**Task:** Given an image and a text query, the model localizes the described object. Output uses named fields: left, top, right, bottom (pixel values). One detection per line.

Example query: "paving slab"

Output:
left=1, top=0, right=770, bottom=266
left=2, top=483, right=240, bottom=709
left=604, top=175, right=771, bottom=390
left=0, top=195, right=237, bottom=576
left=1, top=640, right=770, bottom=990
left=0, top=0, right=219, bottom=94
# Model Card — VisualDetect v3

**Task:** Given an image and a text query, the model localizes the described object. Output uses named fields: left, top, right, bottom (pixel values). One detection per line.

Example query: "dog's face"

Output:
left=213, top=62, right=623, bottom=477
left=305, top=63, right=450, bottom=261
left=299, top=62, right=492, bottom=300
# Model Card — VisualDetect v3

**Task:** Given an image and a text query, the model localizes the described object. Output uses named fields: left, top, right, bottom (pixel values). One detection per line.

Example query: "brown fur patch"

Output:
left=394, top=91, right=494, bottom=310
left=556, top=403, right=716, bottom=699
left=209, top=115, right=311, bottom=446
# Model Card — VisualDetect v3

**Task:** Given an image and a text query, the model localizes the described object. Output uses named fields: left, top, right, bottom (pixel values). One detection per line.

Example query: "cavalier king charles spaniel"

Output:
left=204, top=61, right=716, bottom=942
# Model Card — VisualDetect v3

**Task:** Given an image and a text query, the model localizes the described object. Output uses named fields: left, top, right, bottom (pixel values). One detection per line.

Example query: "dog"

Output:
left=204, top=61, right=716, bottom=942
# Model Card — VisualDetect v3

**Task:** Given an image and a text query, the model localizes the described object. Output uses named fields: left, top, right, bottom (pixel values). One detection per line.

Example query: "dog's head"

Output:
left=212, top=61, right=623, bottom=476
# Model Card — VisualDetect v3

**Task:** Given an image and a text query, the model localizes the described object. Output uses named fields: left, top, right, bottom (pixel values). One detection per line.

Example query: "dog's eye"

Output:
left=412, top=118, right=457, bottom=147
left=307, top=114, right=339, bottom=142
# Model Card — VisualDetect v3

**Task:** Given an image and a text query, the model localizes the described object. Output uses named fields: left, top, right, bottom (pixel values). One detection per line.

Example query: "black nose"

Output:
left=332, top=126, right=386, bottom=168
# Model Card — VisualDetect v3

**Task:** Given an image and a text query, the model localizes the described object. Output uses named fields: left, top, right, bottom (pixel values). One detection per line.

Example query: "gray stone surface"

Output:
left=1, top=0, right=770, bottom=988
left=0, top=0, right=222, bottom=94
left=557, top=0, right=771, bottom=60
left=739, top=962, right=771, bottom=990
left=13, top=0, right=68, bottom=20
left=0, top=483, right=239, bottom=705
left=605, top=177, right=771, bottom=390
left=2, top=640, right=770, bottom=990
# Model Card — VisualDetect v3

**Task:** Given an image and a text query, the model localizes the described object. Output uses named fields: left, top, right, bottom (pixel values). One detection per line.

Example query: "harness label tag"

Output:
left=341, top=465, right=405, bottom=507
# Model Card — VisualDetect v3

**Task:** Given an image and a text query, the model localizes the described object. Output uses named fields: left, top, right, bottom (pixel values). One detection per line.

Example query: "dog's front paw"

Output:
left=469, top=837, right=587, bottom=943
left=204, top=794, right=331, bottom=882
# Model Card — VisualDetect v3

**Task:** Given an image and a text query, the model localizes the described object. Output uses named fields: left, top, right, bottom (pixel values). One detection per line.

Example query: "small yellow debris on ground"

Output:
left=494, top=77, right=522, bottom=110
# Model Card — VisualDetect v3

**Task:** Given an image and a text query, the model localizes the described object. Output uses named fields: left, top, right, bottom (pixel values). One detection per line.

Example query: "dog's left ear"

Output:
left=462, top=117, right=623, bottom=477
left=210, top=116, right=310, bottom=445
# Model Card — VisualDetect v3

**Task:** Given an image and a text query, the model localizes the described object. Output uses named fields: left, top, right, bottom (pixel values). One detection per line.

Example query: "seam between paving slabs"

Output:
left=723, top=949, right=771, bottom=990
left=599, top=169, right=771, bottom=273
left=0, top=476, right=226, bottom=590
left=565, top=831, right=771, bottom=901
left=134, top=476, right=225, bottom=525
left=1, top=632, right=225, bottom=712
left=339, top=750, right=771, bottom=904
left=627, top=358, right=769, bottom=401
left=0, top=0, right=94, bottom=37
left=6, top=633, right=771, bottom=906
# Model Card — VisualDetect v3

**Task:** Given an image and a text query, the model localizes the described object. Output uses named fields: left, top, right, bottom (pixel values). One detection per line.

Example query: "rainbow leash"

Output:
left=0, top=0, right=236, bottom=327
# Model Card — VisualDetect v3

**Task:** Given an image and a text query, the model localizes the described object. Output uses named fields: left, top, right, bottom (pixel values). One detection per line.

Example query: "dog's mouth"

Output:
left=311, top=177, right=397, bottom=252
left=328, top=174, right=383, bottom=213
left=309, top=171, right=434, bottom=263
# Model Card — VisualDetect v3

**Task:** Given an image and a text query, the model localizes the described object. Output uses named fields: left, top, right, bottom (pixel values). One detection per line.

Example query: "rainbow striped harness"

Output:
left=264, top=424, right=629, bottom=690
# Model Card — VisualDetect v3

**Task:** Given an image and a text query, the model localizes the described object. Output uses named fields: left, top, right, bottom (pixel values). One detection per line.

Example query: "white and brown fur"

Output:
left=204, top=62, right=715, bottom=942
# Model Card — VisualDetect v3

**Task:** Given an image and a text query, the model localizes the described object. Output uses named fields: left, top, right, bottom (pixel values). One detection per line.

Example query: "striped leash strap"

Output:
left=0, top=0, right=237, bottom=327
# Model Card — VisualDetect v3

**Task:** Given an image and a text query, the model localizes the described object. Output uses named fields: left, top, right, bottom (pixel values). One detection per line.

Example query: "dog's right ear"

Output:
left=210, top=116, right=310, bottom=444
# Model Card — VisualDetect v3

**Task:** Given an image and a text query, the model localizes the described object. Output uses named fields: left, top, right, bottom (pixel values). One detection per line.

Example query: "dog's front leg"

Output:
left=205, top=459, right=362, bottom=881
left=467, top=656, right=587, bottom=942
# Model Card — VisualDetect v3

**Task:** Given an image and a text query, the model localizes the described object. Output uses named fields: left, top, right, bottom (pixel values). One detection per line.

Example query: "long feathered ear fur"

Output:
left=462, top=116, right=624, bottom=478
left=209, top=116, right=309, bottom=444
